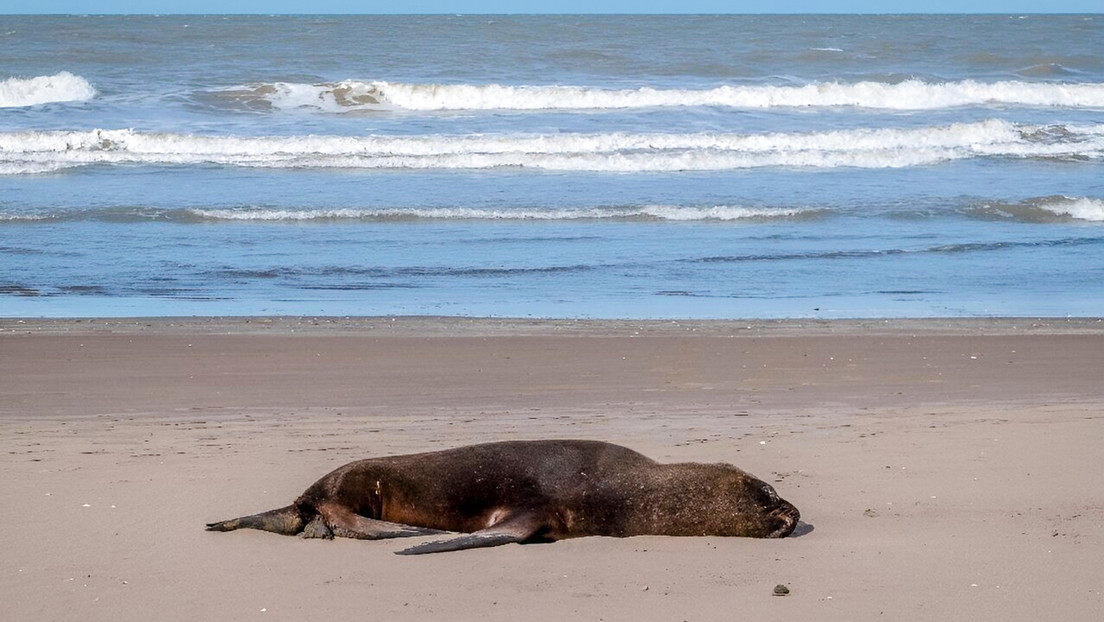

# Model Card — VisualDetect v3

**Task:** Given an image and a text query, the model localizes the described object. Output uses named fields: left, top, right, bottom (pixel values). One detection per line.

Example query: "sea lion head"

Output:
left=757, top=482, right=801, bottom=538
left=724, top=472, right=801, bottom=538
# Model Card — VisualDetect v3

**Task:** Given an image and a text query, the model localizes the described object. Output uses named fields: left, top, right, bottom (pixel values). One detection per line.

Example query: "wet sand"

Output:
left=2, top=317, right=1102, bottom=621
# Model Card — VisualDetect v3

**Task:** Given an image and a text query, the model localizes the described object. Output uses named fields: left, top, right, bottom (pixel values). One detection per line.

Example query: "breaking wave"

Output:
left=3, top=120, right=1102, bottom=175
left=971, top=196, right=1104, bottom=222
left=191, top=205, right=817, bottom=222
left=0, top=72, right=96, bottom=108
left=0, top=205, right=819, bottom=224
left=211, top=78, right=1104, bottom=112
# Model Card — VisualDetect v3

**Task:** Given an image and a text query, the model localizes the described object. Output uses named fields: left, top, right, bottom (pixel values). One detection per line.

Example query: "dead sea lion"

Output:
left=206, top=439, right=800, bottom=554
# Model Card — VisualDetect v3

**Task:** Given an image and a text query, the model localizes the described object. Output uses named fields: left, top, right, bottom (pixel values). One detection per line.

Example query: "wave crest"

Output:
left=1041, top=197, right=1104, bottom=221
left=3, top=121, right=1101, bottom=175
left=211, top=78, right=1104, bottom=113
left=192, top=205, right=817, bottom=222
left=0, top=205, right=819, bottom=224
left=0, top=72, right=96, bottom=108
left=972, top=196, right=1104, bottom=222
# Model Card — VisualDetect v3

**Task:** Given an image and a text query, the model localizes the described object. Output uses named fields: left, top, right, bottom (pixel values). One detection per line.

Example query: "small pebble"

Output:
left=773, top=584, right=790, bottom=596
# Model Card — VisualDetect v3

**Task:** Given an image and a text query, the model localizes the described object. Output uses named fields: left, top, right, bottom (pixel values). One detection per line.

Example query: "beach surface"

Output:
left=2, top=317, right=1102, bottom=621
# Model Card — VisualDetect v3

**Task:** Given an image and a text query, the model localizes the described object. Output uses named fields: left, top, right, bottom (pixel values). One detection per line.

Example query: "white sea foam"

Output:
left=3, top=120, right=1102, bottom=175
left=636, top=206, right=811, bottom=221
left=0, top=212, right=50, bottom=222
left=222, top=79, right=1104, bottom=112
left=1037, top=197, right=1104, bottom=221
left=0, top=72, right=96, bottom=108
left=188, top=205, right=814, bottom=222
left=0, top=162, right=64, bottom=175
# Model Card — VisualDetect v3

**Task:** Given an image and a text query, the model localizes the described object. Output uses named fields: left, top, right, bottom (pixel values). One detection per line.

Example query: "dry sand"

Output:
left=2, top=317, right=1102, bottom=621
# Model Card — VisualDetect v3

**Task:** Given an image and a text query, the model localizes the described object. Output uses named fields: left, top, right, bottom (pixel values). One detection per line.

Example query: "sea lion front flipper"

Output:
left=394, top=510, right=547, bottom=555
left=300, top=515, right=334, bottom=539
left=316, top=501, right=446, bottom=540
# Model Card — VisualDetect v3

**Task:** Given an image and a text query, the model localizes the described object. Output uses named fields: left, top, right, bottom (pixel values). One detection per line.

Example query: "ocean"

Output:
left=2, top=14, right=1102, bottom=318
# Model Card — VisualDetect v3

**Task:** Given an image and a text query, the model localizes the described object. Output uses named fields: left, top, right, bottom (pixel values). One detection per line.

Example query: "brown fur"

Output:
left=207, top=440, right=800, bottom=554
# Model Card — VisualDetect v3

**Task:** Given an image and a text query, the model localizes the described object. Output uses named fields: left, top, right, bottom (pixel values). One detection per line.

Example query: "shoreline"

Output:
left=4, top=315, right=1104, bottom=337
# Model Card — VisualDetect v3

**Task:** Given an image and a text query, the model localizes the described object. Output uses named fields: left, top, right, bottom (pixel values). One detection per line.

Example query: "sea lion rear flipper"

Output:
left=205, top=504, right=303, bottom=535
left=316, top=501, right=447, bottom=540
left=331, top=516, right=446, bottom=540
left=394, top=510, right=546, bottom=555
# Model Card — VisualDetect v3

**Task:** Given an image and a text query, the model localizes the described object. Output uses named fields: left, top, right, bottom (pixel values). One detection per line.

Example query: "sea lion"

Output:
left=206, top=439, right=800, bottom=554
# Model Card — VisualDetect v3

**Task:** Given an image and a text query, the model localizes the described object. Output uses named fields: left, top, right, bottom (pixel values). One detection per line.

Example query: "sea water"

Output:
left=2, top=14, right=1102, bottom=318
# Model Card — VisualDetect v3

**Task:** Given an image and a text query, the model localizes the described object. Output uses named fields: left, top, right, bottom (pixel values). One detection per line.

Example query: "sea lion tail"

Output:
left=206, top=504, right=304, bottom=535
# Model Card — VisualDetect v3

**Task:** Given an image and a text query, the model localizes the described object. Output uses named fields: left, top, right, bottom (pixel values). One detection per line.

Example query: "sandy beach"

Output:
left=2, top=317, right=1102, bottom=621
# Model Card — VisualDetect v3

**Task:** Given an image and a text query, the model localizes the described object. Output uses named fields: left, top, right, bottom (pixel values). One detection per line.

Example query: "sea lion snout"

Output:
left=766, top=501, right=800, bottom=538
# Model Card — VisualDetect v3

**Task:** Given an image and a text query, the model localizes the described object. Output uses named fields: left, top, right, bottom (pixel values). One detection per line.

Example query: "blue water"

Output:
left=2, top=15, right=1103, bottom=318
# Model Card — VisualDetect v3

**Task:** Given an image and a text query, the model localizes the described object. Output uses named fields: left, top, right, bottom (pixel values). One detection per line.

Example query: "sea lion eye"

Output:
left=760, top=484, right=778, bottom=504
